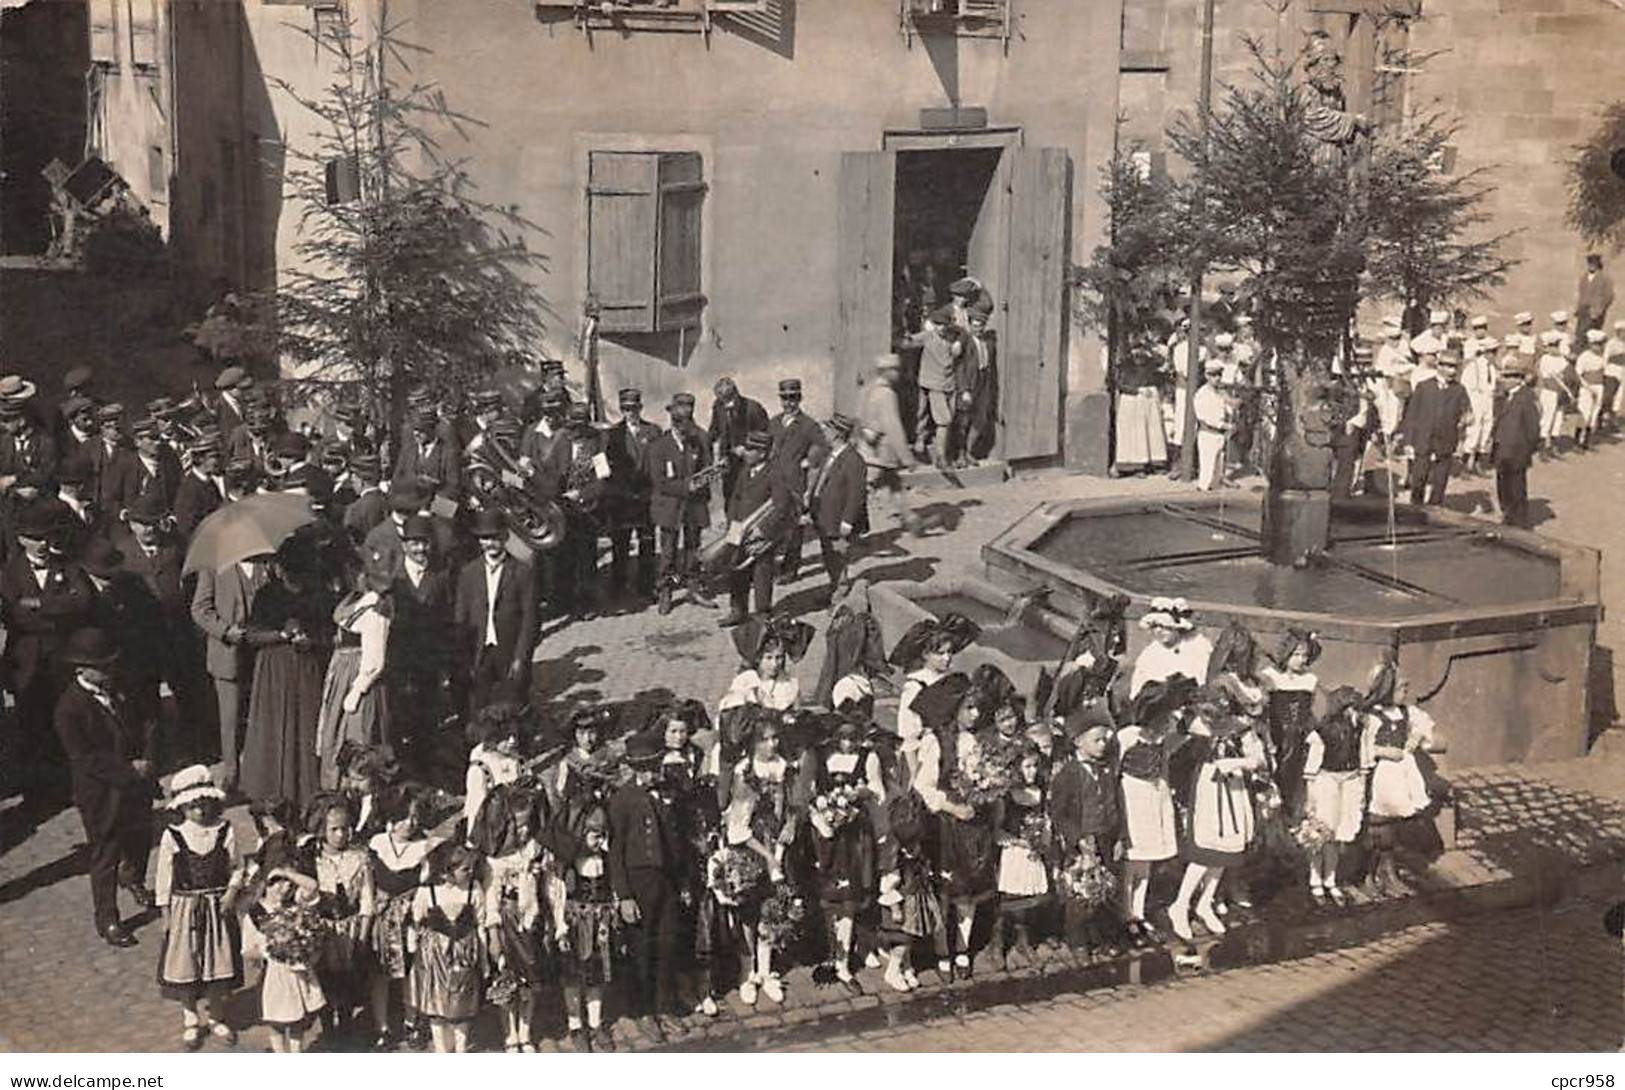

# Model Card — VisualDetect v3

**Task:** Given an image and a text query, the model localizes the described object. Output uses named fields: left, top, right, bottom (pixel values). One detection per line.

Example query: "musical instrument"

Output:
left=699, top=497, right=786, bottom=576
left=687, top=460, right=727, bottom=493
left=466, top=431, right=566, bottom=553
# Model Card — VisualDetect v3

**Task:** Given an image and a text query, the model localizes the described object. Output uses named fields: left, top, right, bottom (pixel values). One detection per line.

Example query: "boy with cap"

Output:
left=604, top=388, right=662, bottom=606
left=954, top=300, right=999, bottom=465
left=1491, top=357, right=1542, bottom=528
left=1409, top=309, right=1450, bottom=358
left=1576, top=328, right=1609, bottom=449
left=706, top=376, right=769, bottom=503
left=719, top=431, right=791, bottom=627
left=645, top=392, right=716, bottom=615
left=810, top=413, right=869, bottom=600
left=211, top=367, right=253, bottom=437
left=1459, top=323, right=1499, bottom=474
left=767, top=377, right=824, bottom=585
left=1048, top=705, right=1122, bottom=956
left=59, top=393, right=99, bottom=470
left=905, top=307, right=963, bottom=468
left=1548, top=310, right=1576, bottom=360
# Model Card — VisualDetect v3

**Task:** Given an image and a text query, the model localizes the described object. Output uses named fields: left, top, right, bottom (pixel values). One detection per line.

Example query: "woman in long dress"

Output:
left=239, top=542, right=336, bottom=808
left=317, top=562, right=394, bottom=791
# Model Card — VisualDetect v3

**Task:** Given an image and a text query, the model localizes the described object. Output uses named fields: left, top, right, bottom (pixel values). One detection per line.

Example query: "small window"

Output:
left=905, top=0, right=1010, bottom=36
left=128, top=0, right=158, bottom=69
left=587, top=150, right=706, bottom=335
left=90, top=0, right=119, bottom=68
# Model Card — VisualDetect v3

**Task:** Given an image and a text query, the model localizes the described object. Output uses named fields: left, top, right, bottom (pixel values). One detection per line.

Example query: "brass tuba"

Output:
left=466, top=431, right=565, bottom=553
left=698, top=495, right=786, bottom=576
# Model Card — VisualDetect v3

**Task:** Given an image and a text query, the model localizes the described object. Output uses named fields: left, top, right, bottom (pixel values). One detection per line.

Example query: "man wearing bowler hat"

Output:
left=6, top=502, right=95, bottom=819
left=645, top=392, right=716, bottom=616
left=390, top=513, right=457, bottom=766
left=46, top=451, right=106, bottom=557
left=810, top=413, right=869, bottom=600
left=54, top=627, right=157, bottom=947
left=455, top=509, right=538, bottom=716
left=604, top=387, right=662, bottom=607
left=768, top=377, right=824, bottom=586
left=341, top=450, right=388, bottom=542
left=706, top=376, right=768, bottom=503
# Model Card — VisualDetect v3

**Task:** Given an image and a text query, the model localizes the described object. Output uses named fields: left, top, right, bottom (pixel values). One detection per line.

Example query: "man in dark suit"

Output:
left=42, top=451, right=105, bottom=560
left=536, top=403, right=608, bottom=620
left=811, top=413, right=869, bottom=601
left=608, top=730, right=687, bottom=1042
left=391, top=514, right=457, bottom=769
left=1397, top=352, right=1473, bottom=506
left=393, top=407, right=463, bottom=505
left=454, top=509, right=537, bottom=716
left=121, top=493, right=204, bottom=764
left=1576, top=252, right=1615, bottom=335
left=604, top=388, right=662, bottom=606
left=92, top=401, right=125, bottom=496
left=80, top=538, right=165, bottom=762
left=190, top=550, right=268, bottom=791
left=364, top=482, right=456, bottom=579
left=719, top=431, right=791, bottom=628
left=706, top=376, right=769, bottom=505
left=211, top=366, right=253, bottom=439
left=59, top=394, right=100, bottom=472
left=102, top=416, right=181, bottom=519
left=5, top=502, right=94, bottom=818
left=341, top=451, right=388, bottom=543
left=0, top=377, right=60, bottom=520
left=767, top=377, right=825, bottom=584
left=172, top=433, right=227, bottom=540
left=1492, top=357, right=1543, bottom=529
left=646, top=392, right=715, bottom=616
left=54, top=626, right=156, bottom=947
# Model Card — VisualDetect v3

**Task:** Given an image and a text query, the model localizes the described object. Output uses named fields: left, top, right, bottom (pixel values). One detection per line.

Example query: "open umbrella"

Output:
left=182, top=492, right=319, bottom=575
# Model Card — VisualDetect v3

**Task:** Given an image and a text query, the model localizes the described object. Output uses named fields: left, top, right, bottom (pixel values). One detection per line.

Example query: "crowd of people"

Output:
left=1112, top=255, right=1620, bottom=529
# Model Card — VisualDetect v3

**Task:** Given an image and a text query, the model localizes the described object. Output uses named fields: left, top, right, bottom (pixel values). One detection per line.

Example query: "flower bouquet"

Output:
left=757, top=886, right=808, bottom=950
left=1291, top=815, right=1334, bottom=853
left=706, top=846, right=766, bottom=906
left=1056, top=844, right=1117, bottom=909
left=262, top=904, right=328, bottom=970
left=1017, top=809, right=1052, bottom=855
left=810, top=783, right=864, bottom=836
left=486, top=968, right=520, bottom=1009
left=951, top=734, right=1020, bottom=810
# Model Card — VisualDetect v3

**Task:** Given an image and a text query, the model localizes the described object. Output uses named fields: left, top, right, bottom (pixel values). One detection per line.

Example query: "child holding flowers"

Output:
left=241, top=865, right=326, bottom=1052
left=994, top=743, right=1051, bottom=967
left=803, top=717, right=885, bottom=989
left=1049, top=706, right=1122, bottom=957
left=721, top=712, right=799, bottom=1005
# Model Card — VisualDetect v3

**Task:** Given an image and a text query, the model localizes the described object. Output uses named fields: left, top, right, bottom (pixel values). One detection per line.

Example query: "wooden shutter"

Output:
left=833, top=151, right=895, bottom=417
left=998, top=147, right=1069, bottom=460
left=588, top=150, right=705, bottom=335
left=90, top=0, right=119, bottom=66
left=128, top=0, right=158, bottom=68
left=656, top=152, right=705, bottom=332
left=588, top=152, right=660, bottom=334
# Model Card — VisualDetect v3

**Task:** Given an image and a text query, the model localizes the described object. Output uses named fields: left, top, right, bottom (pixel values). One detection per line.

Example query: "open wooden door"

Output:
left=998, top=147, right=1071, bottom=460
left=966, top=148, right=1011, bottom=330
left=833, top=151, right=896, bottom=416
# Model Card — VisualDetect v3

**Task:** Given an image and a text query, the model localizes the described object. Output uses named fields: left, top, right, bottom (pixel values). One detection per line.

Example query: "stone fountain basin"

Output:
left=870, top=574, right=1076, bottom=701
left=980, top=492, right=1602, bottom=769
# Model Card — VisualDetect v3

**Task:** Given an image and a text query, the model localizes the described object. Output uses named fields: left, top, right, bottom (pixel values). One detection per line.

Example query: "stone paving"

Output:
left=3, top=438, right=1625, bottom=1053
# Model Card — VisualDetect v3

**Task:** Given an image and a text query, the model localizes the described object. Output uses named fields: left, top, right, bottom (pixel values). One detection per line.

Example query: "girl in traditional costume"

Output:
left=366, top=786, right=438, bottom=1049
left=241, top=867, right=325, bottom=1053
left=1259, top=627, right=1322, bottom=818
left=1363, top=675, right=1446, bottom=896
left=310, top=794, right=376, bottom=1038
left=723, top=713, right=798, bottom=1005
left=409, top=844, right=486, bottom=1053
left=1166, top=695, right=1266, bottom=941
left=803, top=717, right=885, bottom=989
left=554, top=802, right=620, bottom=1052
left=1301, top=686, right=1372, bottom=905
left=994, top=743, right=1051, bottom=967
left=891, top=614, right=980, bottom=786
left=1115, top=675, right=1196, bottom=947
left=913, top=674, right=1001, bottom=980
left=154, top=766, right=243, bottom=1050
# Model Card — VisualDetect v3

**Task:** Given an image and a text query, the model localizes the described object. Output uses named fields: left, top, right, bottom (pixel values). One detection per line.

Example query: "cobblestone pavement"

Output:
left=3, top=438, right=1625, bottom=1053
left=787, top=898, right=1624, bottom=1052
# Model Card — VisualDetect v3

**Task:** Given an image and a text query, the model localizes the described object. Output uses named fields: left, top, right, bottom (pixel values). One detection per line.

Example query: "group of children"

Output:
left=144, top=598, right=1448, bottom=1052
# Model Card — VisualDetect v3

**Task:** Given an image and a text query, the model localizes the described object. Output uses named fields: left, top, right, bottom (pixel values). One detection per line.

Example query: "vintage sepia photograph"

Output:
left=0, top=0, right=1622, bottom=1063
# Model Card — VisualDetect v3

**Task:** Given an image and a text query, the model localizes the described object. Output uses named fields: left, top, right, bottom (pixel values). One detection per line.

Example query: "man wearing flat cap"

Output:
left=211, top=366, right=253, bottom=437
left=5, top=502, right=95, bottom=820
left=810, top=413, right=869, bottom=601
left=645, top=392, right=716, bottom=616
left=54, top=627, right=156, bottom=947
left=102, top=415, right=180, bottom=520
left=172, top=434, right=227, bottom=539
left=905, top=306, right=963, bottom=469
left=59, top=393, right=99, bottom=470
left=535, top=401, right=609, bottom=620
left=604, top=387, right=662, bottom=606
left=718, top=430, right=791, bottom=627
left=767, top=377, right=825, bottom=586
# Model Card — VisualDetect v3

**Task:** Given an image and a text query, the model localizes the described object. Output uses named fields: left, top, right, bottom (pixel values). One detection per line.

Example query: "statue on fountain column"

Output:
left=1302, top=31, right=1372, bottom=174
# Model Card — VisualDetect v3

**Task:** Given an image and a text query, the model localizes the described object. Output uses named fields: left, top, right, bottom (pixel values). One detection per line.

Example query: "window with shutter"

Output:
left=128, top=0, right=158, bottom=70
left=902, top=0, right=1011, bottom=43
left=89, top=0, right=119, bottom=68
left=587, top=150, right=706, bottom=336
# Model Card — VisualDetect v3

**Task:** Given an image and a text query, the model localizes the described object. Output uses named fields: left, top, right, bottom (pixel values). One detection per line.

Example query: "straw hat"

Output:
left=166, top=764, right=225, bottom=810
